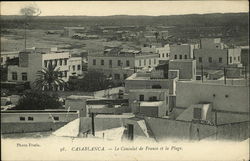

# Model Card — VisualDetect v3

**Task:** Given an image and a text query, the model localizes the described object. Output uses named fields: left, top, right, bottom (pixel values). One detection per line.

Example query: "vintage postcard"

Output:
left=1, top=1, right=249, bottom=161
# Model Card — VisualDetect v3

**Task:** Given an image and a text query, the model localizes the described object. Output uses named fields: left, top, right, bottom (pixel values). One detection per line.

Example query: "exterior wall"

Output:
left=228, top=48, right=241, bottom=65
left=0, top=51, right=19, bottom=67
left=65, top=98, right=88, bottom=117
left=176, top=104, right=213, bottom=122
left=176, top=81, right=249, bottom=113
left=169, top=60, right=196, bottom=80
left=42, top=52, right=70, bottom=82
left=156, top=44, right=170, bottom=61
left=200, top=38, right=223, bottom=49
left=27, top=53, right=43, bottom=86
left=170, top=44, right=194, bottom=60
left=88, top=54, right=158, bottom=70
left=194, top=49, right=228, bottom=69
left=128, top=89, right=168, bottom=117
left=79, top=117, right=148, bottom=138
left=68, top=57, right=83, bottom=76
left=125, top=79, right=169, bottom=92
left=1, top=112, right=78, bottom=123
left=144, top=117, right=217, bottom=141
left=7, top=65, right=28, bottom=82
left=240, top=47, right=249, bottom=68
left=7, top=51, right=71, bottom=87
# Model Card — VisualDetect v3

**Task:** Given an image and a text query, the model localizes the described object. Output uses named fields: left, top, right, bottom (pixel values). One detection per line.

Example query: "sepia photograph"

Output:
left=1, top=1, right=249, bottom=161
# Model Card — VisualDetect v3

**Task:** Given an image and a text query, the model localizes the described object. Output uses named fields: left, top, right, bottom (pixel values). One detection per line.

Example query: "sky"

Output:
left=1, top=1, right=249, bottom=16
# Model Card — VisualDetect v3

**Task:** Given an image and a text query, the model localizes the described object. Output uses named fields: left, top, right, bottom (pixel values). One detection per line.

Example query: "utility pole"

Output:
left=91, top=113, right=95, bottom=136
left=224, top=67, right=227, bottom=85
left=201, top=65, right=204, bottom=82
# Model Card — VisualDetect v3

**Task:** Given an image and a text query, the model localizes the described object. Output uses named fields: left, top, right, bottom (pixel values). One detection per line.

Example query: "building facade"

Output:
left=194, top=38, right=242, bottom=69
left=88, top=48, right=159, bottom=81
left=169, top=44, right=195, bottom=60
left=7, top=48, right=78, bottom=89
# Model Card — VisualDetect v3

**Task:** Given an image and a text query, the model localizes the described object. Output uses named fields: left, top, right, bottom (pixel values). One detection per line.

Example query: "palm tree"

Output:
left=34, top=63, right=65, bottom=91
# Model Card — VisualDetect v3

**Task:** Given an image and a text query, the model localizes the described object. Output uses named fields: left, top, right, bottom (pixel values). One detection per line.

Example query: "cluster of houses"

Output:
left=1, top=37, right=249, bottom=141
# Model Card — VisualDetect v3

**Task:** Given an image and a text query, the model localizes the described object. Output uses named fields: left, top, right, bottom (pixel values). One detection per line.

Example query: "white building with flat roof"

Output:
left=88, top=47, right=159, bottom=81
left=7, top=47, right=80, bottom=89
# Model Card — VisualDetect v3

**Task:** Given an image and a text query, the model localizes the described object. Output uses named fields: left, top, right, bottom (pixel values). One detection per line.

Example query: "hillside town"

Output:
left=1, top=6, right=249, bottom=142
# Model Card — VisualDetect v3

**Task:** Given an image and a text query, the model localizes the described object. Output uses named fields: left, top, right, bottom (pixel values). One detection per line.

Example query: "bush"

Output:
left=12, top=90, right=62, bottom=110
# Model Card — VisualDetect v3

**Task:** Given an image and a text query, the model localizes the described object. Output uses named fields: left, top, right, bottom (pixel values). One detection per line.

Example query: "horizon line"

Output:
left=1, top=12, right=248, bottom=17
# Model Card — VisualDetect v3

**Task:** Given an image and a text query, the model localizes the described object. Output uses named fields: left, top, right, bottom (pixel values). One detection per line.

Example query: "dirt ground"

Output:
left=1, top=29, right=139, bottom=55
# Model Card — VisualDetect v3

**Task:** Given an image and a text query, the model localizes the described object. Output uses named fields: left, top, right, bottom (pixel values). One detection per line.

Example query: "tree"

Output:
left=20, top=4, right=41, bottom=51
left=12, top=90, right=62, bottom=110
left=68, top=71, right=115, bottom=92
left=34, top=63, right=65, bottom=91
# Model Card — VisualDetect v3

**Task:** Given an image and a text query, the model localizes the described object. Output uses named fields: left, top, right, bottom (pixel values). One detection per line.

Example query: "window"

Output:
left=179, top=55, right=182, bottom=59
left=59, top=59, right=63, bottom=66
left=0, top=57, right=3, bottom=63
left=12, top=72, right=17, bottom=80
left=139, top=95, right=144, bottom=101
left=184, top=55, right=187, bottom=59
left=230, top=57, right=232, bottom=63
left=162, top=53, right=165, bottom=58
left=139, top=60, right=141, bottom=66
left=21, top=72, right=27, bottom=81
left=114, top=74, right=120, bottom=80
left=101, top=59, right=104, bottom=65
left=238, top=56, right=240, bottom=61
left=154, top=59, right=156, bottom=64
left=109, top=60, right=112, bottom=67
left=174, top=55, right=177, bottom=59
left=144, top=59, right=146, bottom=65
left=93, top=59, right=96, bottom=65
left=149, top=59, right=151, bottom=65
left=64, top=71, right=67, bottom=77
left=77, top=65, right=81, bottom=70
left=53, top=116, right=59, bottom=121
left=219, top=57, right=223, bottom=63
left=64, top=59, right=67, bottom=65
left=54, top=60, right=57, bottom=66
left=28, top=117, right=34, bottom=121
left=72, top=65, right=75, bottom=71
left=44, top=60, right=48, bottom=67
left=126, top=60, right=130, bottom=67
left=149, top=96, right=157, bottom=101
left=20, top=117, right=25, bottom=121
left=234, top=57, right=236, bottom=60
left=117, top=60, right=121, bottom=66
left=198, top=57, right=202, bottom=63
left=208, top=57, right=212, bottom=63
left=193, top=108, right=202, bottom=120
left=152, top=84, right=162, bottom=89
left=166, top=53, right=169, bottom=57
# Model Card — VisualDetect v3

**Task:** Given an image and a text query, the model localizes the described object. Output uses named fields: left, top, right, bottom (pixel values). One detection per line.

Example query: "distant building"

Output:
left=62, top=27, right=86, bottom=37
left=0, top=51, right=19, bottom=67
left=194, top=38, right=242, bottom=70
left=68, top=57, right=83, bottom=77
left=169, top=59, right=196, bottom=80
left=7, top=47, right=81, bottom=89
left=169, top=44, right=195, bottom=60
left=141, top=44, right=170, bottom=63
left=88, top=47, right=159, bottom=82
